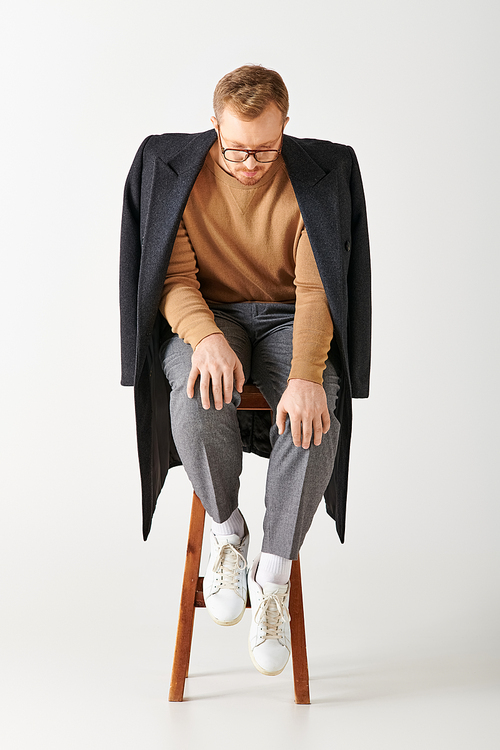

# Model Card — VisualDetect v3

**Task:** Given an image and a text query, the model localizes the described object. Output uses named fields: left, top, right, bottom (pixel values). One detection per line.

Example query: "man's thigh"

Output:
left=249, top=307, right=340, bottom=416
left=250, top=337, right=291, bottom=413
left=160, top=313, right=252, bottom=391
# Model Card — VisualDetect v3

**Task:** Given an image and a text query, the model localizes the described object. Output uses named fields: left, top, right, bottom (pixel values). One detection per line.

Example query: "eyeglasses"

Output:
left=218, top=128, right=283, bottom=163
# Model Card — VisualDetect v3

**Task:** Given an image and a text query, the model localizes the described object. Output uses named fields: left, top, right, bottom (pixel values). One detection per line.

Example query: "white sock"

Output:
left=211, top=507, right=245, bottom=539
left=256, top=552, right=292, bottom=588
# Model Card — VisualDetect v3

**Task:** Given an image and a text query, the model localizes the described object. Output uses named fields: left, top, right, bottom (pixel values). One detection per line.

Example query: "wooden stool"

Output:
left=168, top=384, right=310, bottom=704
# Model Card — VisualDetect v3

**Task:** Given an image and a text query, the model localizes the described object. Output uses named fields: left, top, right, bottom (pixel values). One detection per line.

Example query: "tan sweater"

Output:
left=159, top=147, right=333, bottom=384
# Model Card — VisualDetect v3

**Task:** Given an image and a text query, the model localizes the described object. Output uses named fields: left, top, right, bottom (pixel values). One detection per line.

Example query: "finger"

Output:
left=302, top=418, right=312, bottom=450
left=199, top=371, right=212, bottom=410
left=290, top=415, right=302, bottom=448
left=223, top=367, right=234, bottom=404
left=313, top=415, right=323, bottom=446
left=276, top=402, right=287, bottom=435
left=211, top=372, right=224, bottom=410
left=187, top=365, right=200, bottom=399
left=234, top=360, right=245, bottom=394
left=322, top=408, right=331, bottom=434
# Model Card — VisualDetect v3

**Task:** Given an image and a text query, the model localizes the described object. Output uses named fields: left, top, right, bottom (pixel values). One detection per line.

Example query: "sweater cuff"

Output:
left=288, top=359, right=325, bottom=385
left=189, top=321, right=224, bottom=351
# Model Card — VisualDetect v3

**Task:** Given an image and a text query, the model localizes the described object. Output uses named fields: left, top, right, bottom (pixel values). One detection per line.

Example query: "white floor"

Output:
left=2, top=621, right=499, bottom=750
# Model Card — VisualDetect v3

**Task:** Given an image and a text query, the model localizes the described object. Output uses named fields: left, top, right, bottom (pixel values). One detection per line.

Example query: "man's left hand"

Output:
left=276, top=378, right=330, bottom=449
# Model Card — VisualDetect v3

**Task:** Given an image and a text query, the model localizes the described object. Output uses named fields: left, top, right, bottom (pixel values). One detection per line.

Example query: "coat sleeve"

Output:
left=119, top=136, right=152, bottom=386
left=347, top=146, right=372, bottom=398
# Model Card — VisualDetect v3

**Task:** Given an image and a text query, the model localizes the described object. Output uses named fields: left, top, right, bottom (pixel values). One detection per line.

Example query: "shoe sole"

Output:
left=248, top=638, right=290, bottom=676
left=207, top=607, right=246, bottom=627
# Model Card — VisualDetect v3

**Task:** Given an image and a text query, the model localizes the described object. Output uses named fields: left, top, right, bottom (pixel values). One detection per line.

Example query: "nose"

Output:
left=245, top=153, right=258, bottom=169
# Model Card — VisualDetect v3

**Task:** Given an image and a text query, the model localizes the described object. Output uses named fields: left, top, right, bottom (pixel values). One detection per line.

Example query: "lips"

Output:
left=234, top=167, right=263, bottom=184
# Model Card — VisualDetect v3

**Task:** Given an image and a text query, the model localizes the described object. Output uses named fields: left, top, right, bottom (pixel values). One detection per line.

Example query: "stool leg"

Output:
left=168, top=492, right=206, bottom=702
left=289, top=556, right=311, bottom=704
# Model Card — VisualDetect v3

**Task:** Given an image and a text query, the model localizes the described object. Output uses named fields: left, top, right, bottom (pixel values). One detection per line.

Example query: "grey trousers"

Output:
left=159, top=302, right=341, bottom=560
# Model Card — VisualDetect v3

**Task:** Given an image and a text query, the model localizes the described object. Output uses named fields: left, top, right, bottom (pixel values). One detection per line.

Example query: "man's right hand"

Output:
left=187, top=333, right=245, bottom=410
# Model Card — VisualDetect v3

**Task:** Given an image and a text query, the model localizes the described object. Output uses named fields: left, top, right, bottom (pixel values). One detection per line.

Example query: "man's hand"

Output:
left=276, top=378, right=330, bottom=449
left=187, top=333, right=245, bottom=410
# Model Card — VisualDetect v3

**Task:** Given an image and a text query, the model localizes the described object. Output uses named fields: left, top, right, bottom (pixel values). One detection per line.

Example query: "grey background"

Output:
left=1, top=0, right=499, bottom=747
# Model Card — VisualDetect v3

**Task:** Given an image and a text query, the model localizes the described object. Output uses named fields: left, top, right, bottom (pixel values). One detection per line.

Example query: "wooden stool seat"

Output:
left=168, top=384, right=310, bottom=704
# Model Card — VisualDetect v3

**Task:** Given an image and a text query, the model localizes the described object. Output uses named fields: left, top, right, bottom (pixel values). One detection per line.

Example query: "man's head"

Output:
left=210, top=65, right=290, bottom=186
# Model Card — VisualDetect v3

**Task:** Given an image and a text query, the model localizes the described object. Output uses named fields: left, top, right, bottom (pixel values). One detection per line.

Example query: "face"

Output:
left=210, top=103, right=289, bottom=186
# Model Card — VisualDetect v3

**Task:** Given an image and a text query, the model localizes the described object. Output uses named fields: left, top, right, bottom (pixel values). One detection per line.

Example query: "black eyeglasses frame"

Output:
left=217, top=127, right=284, bottom=163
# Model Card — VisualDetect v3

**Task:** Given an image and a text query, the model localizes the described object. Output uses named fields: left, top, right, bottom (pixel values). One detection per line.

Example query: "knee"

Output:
left=170, top=381, right=241, bottom=423
left=269, top=413, right=339, bottom=455
left=187, top=382, right=242, bottom=411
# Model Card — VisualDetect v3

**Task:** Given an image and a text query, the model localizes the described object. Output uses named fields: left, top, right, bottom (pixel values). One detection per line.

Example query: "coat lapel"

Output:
left=282, top=135, right=346, bottom=333
left=141, top=130, right=216, bottom=255
left=136, top=130, right=216, bottom=374
left=137, top=132, right=216, bottom=314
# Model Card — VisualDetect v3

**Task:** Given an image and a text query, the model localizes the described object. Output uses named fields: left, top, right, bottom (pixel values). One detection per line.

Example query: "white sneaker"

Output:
left=248, top=555, right=291, bottom=675
left=203, top=523, right=249, bottom=626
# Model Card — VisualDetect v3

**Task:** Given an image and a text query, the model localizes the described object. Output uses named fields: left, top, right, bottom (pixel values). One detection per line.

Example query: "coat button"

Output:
left=345, top=240, right=351, bottom=252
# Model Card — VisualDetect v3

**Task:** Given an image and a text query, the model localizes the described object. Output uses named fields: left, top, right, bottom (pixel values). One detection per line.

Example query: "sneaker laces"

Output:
left=255, top=591, right=290, bottom=640
left=212, top=541, right=247, bottom=592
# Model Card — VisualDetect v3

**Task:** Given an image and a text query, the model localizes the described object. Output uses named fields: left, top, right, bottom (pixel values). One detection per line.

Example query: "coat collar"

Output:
left=163, top=130, right=326, bottom=186
left=281, top=135, right=326, bottom=186
left=165, top=130, right=217, bottom=175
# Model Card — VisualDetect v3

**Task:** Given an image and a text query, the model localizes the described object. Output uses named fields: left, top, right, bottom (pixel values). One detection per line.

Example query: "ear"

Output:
left=210, top=116, right=218, bottom=131
left=283, top=116, right=290, bottom=130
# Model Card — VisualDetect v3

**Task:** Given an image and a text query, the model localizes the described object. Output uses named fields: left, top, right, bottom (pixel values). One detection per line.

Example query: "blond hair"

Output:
left=213, top=65, right=289, bottom=123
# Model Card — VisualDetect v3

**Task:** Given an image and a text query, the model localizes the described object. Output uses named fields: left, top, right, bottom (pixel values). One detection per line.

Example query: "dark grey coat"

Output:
left=120, top=130, right=371, bottom=542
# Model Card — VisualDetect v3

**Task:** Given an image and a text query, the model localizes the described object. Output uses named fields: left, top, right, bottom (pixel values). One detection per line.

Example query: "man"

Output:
left=120, top=65, right=371, bottom=677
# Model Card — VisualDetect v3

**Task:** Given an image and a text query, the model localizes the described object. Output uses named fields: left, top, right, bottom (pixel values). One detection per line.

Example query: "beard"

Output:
left=232, top=166, right=267, bottom=185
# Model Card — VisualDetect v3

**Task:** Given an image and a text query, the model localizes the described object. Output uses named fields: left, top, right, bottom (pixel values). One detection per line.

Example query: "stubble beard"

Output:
left=232, top=167, right=267, bottom=186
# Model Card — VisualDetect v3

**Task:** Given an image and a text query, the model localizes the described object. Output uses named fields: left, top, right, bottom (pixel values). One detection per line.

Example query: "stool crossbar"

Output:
left=168, top=384, right=310, bottom=704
